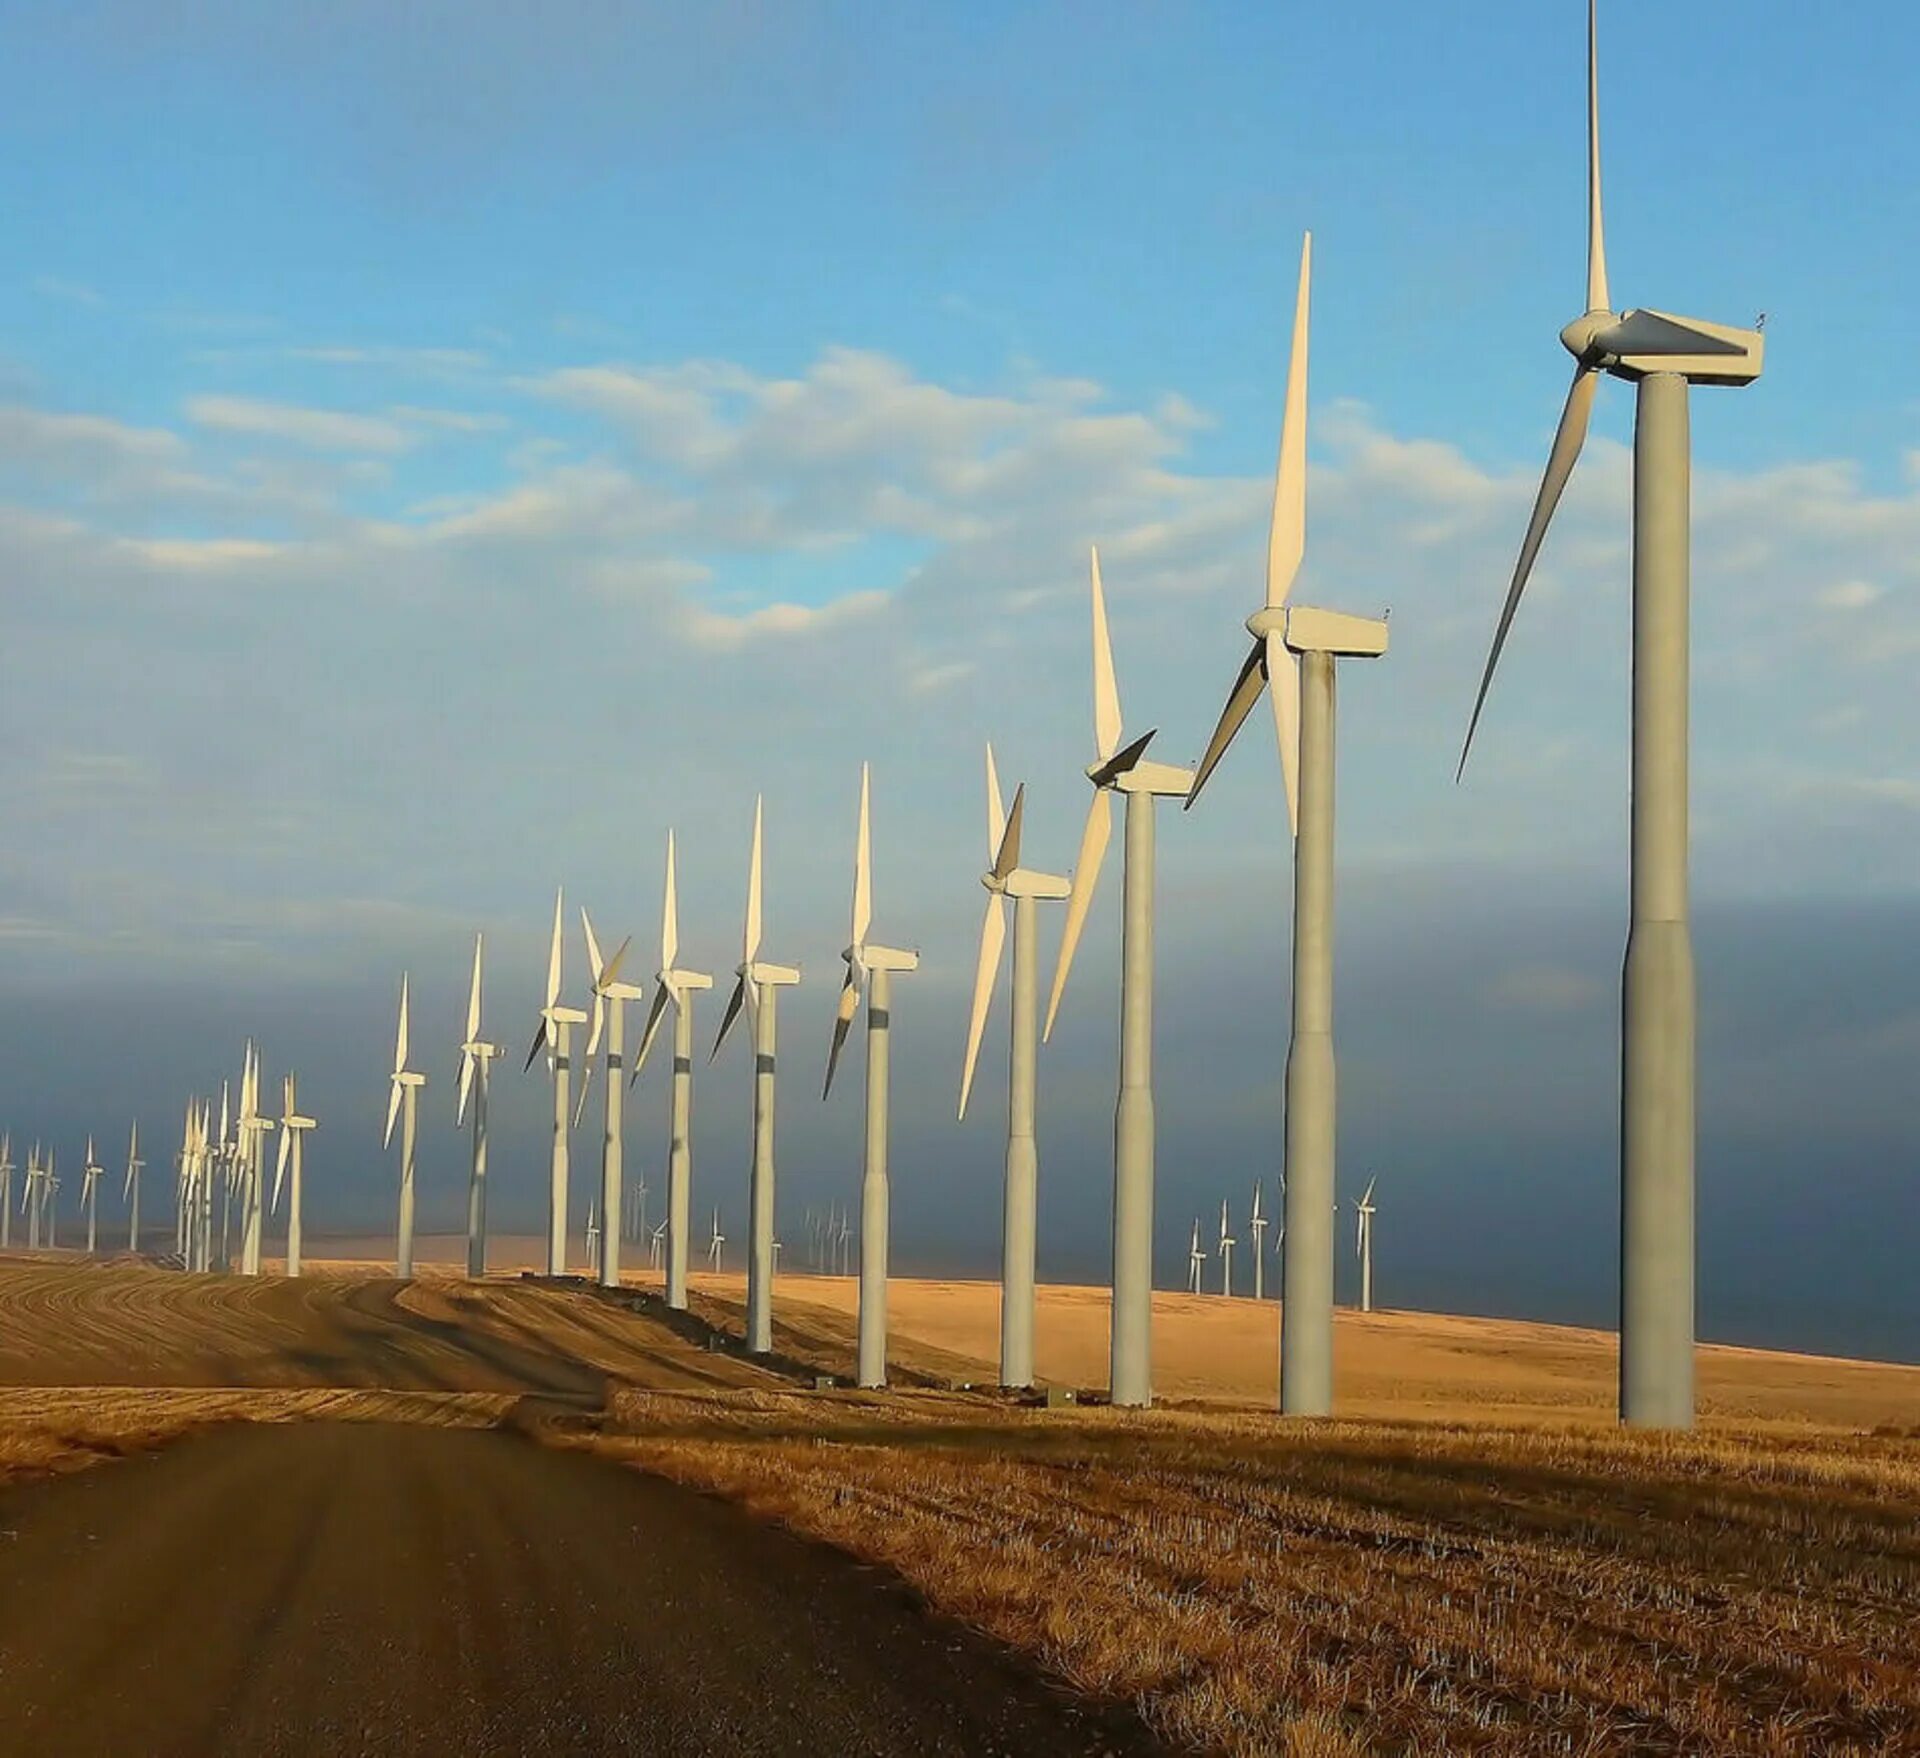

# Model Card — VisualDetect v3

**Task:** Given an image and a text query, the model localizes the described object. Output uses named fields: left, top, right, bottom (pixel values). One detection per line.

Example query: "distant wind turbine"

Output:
left=0, top=1134, right=13, bottom=1250
left=123, top=1123, right=144, bottom=1253
left=1217, top=1198, right=1235, bottom=1299
left=1354, top=1176, right=1377, bottom=1314
left=576, top=908, right=639, bottom=1287
left=457, top=933, right=502, bottom=1279
left=385, top=974, right=427, bottom=1279
left=1186, top=1218, right=1203, bottom=1294
left=525, top=890, right=588, bottom=1277
left=80, top=1137, right=103, bottom=1255
left=707, top=1207, right=724, bottom=1273
left=274, top=1074, right=316, bottom=1278
left=648, top=1218, right=667, bottom=1272
left=585, top=1197, right=601, bottom=1275
left=1248, top=1182, right=1268, bottom=1301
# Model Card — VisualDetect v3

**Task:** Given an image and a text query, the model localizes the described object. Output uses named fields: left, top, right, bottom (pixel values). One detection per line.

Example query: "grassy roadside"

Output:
left=565, top=1390, right=1920, bottom=1757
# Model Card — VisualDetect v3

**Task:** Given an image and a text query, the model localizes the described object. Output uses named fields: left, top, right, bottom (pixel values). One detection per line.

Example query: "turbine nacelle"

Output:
left=982, top=867, right=1070, bottom=902
left=739, top=959, right=801, bottom=986
left=1247, top=603, right=1391, bottom=659
left=846, top=943, right=918, bottom=975
left=1560, top=307, right=1763, bottom=386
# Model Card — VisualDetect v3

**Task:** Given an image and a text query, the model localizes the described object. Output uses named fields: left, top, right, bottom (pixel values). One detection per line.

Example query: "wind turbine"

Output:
left=274, top=1074, right=316, bottom=1278
left=124, top=1124, right=144, bottom=1253
left=0, top=1134, right=13, bottom=1250
left=1217, top=1198, right=1235, bottom=1298
left=1457, top=1, right=1762, bottom=1431
left=1354, top=1176, right=1377, bottom=1315
left=706, top=1207, right=724, bottom=1273
left=1184, top=233, right=1389, bottom=1417
left=43, top=1148, right=58, bottom=1249
left=585, top=1197, right=601, bottom=1276
left=959, top=746, right=1071, bottom=1391
left=457, top=933, right=501, bottom=1279
left=712, top=796, right=801, bottom=1356
left=80, top=1138, right=103, bottom=1255
left=238, top=1046, right=274, bottom=1276
left=1186, top=1219, right=1203, bottom=1294
left=1249, top=1182, right=1268, bottom=1301
left=1045, top=549, right=1195, bottom=1409
left=632, top=832, right=711, bottom=1310
left=525, top=889, right=588, bottom=1277
left=822, top=764, right=919, bottom=1390
left=648, top=1217, right=667, bottom=1272
left=385, top=974, right=426, bottom=1279
left=21, top=1145, right=40, bottom=1248
left=576, top=909, right=638, bottom=1287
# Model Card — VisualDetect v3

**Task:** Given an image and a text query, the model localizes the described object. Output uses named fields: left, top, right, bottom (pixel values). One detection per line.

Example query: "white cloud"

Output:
left=1816, top=579, right=1882, bottom=610
left=185, top=395, right=413, bottom=454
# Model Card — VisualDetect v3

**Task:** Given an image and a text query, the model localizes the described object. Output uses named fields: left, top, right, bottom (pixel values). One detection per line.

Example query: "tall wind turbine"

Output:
left=274, top=1074, right=316, bottom=1278
left=456, top=933, right=501, bottom=1279
left=959, top=747, right=1070, bottom=1391
left=706, top=1207, right=725, bottom=1273
left=124, top=1124, right=144, bottom=1253
left=823, top=764, right=919, bottom=1390
left=238, top=1046, right=274, bottom=1276
left=525, top=889, right=588, bottom=1276
left=631, top=833, right=711, bottom=1310
left=576, top=910, right=638, bottom=1287
left=80, top=1138, right=103, bottom=1255
left=712, top=796, right=801, bottom=1356
left=385, top=975, right=426, bottom=1279
left=1186, top=1219, right=1204, bottom=1294
left=1458, top=1, right=1762, bottom=1431
left=1217, top=1198, right=1235, bottom=1298
left=1354, top=1176, right=1377, bottom=1315
left=1248, top=1182, right=1268, bottom=1301
left=0, top=1134, right=13, bottom=1250
left=1045, top=550, right=1195, bottom=1409
left=1185, top=233, right=1389, bottom=1417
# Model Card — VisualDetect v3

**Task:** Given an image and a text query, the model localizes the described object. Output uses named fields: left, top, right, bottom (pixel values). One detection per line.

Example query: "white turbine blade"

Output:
left=984, top=743, right=1005, bottom=862
left=1458, top=366, right=1598, bottom=778
left=466, top=932, right=484, bottom=1042
left=581, top=908, right=606, bottom=987
left=957, top=892, right=1008, bottom=1121
left=273, top=1126, right=291, bottom=1211
left=632, top=981, right=672, bottom=1081
left=457, top=1048, right=476, bottom=1126
left=1268, top=633, right=1301, bottom=837
left=992, top=783, right=1025, bottom=883
left=395, top=975, right=411, bottom=1076
left=1268, top=230, right=1311, bottom=609
left=1587, top=0, right=1608, bottom=313
left=546, top=887, right=565, bottom=1011
left=1362, top=1174, right=1376, bottom=1206
left=572, top=1056, right=596, bottom=1129
left=822, top=971, right=860, bottom=1099
left=584, top=990, right=606, bottom=1063
left=744, top=796, right=764, bottom=964
left=662, top=833, right=680, bottom=972
left=852, top=765, right=872, bottom=948
left=1089, top=546, right=1122, bottom=762
left=383, top=1079, right=402, bottom=1152
left=1044, top=787, right=1112, bottom=1041
left=1186, top=638, right=1267, bottom=810
left=711, top=975, right=748, bottom=1063
left=1251, top=1182, right=1262, bottom=1224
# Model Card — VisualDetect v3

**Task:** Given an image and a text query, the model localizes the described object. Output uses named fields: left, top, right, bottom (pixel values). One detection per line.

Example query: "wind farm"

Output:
left=2, top=3, right=1916, bottom=1755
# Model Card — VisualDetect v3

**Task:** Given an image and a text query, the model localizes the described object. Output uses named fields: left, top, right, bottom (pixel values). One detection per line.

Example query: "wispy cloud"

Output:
left=185, top=395, right=414, bottom=455
left=31, top=276, right=105, bottom=309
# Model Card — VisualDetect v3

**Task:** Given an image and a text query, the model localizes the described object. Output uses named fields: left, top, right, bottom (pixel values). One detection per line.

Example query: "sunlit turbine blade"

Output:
left=958, top=892, right=1008, bottom=1120
left=1267, top=632, right=1301, bottom=836
left=711, top=975, right=747, bottom=1063
left=1458, top=365, right=1597, bottom=778
left=1587, top=0, right=1608, bottom=313
left=395, top=974, right=411, bottom=1075
left=852, top=764, right=872, bottom=948
left=457, top=1048, right=476, bottom=1126
left=546, top=887, right=564, bottom=1011
left=1362, top=1174, right=1376, bottom=1205
left=661, top=833, right=680, bottom=972
left=1185, top=637, right=1266, bottom=809
left=1268, top=230, right=1311, bottom=609
left=581, top=907, right=605, bottom=986
left=572, top=1057, right=595, bottom=1129
left=984, top=743, right=1005, bottom=861
left=1088, top=546, right=1122, bottom=762
left=466, top=932, right=484, bottom=1043
left=584, top=990, right=606, bottom=1062
left=745, top=796, right=764, bottom=964
left=273, top=1126, right=291, bottom=1210
left=632, top=981, right=672, bottom=1083
left=1044, top=786, right=1112, bottom=1041
left=383, top=1079, right=402, bottom=1151
left=600, top=935, right=633, bottom=993
left=992, top=784, right=1025, bottom=882
left=823, top=971, right=859, bottom=1099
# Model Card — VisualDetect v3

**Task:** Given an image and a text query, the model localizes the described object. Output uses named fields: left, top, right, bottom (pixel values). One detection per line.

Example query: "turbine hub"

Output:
left=1559, top=310, right=1614, bottom=363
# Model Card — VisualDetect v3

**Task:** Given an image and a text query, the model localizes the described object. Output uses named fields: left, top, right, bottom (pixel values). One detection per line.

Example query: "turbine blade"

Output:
left=1587, top=0, right=1608, bottom=313
left=457, top=1048, right=475, bottom=1126
left=395, top=974, right=410, bottom=1075
left=1090, top=727, right=1157, bottom=789
left=1089, top=546, right=1122, bottom=762
left=984, top=743, right=1005, bottom=861
left=546, top=887, right=564, bottom=1011
left=1268, top=230, right=1311, bottom=609
left=823, top=971, right=859, bottom=1099
left=1185, top=637, right=1266, bottom=810
left=383, top=1079, right=402, bottom=1152
left=1362, top=1174, right=1376, bottom=1205
left=958, top=892, right=1008, bottom=1120
left=992, top=784, right=1025, bottom=882
left=632, top=981, right=671, bottom=1082
left=1268, top=632, right=1301, bottom=837
left=581, top=907, right=605, bottom=987
left=584, top=991, right=606, bottom=1063
left=600, top=935, right=633, bottom=992
left=852, top=765, right=872, bottom=948
left=1044, top=787, right=1112, bottom=1041
left=466, top=932, right=484, bottom=1042
left=1458, top=366, right=1598, bottom=778
left=572, top=1058, right=595, bottom=1129
left=523, top=1017, right=549, bottom=1074
left=711, top=975, right=747, bottom=1063
left=661, top=832, right=680, bottom=972
left=273, top=1126, right=291, bottom=1210
left=744, top=795, right=764, bottom=963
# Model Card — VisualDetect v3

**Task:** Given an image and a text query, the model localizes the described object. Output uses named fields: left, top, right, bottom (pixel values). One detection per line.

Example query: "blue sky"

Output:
left=1, top=1, right=1917, bottom=1362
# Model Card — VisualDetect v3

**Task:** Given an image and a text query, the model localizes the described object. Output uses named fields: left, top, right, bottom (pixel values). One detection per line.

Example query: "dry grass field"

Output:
left=4, top=1246, right=1918, bottom=1755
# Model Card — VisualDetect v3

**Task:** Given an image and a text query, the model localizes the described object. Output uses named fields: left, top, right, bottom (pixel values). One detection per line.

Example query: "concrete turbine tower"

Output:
left=1458, top=0, right=1763, bottom=1431
left=631, top=832, right=711, bottom=1310
left=456, top=933, right=501, bottom=1279
left=822, top=764, right=919, bottom=1390
left=524, top=890, right=588, bottom=1277
left=123, top=1124, right=144, bottom=1253
left=1186, top=1219, right=1204, bottom=1294
left=958, top=746, right=1070, bottom=1390
left=1354, top=1176, right=1377, bottom=1315
left=1185, top=233, right=1389, bottom=1417
left=273, top=1074, right=316, bottom=1278
left=1248, top=1182, right=1268, bottom=1301
left=712, top=796, right=801, bottom=1356
left=575, top=911, right=638, bottom=1287
left=385, top=975, right=427, bottom=1279
left=1045, top=550, right=1195, bottom=1410
left=80, top=1137, right=103, bottom=1255
left=41, top=1148, right=58, bottom=1249
left=0, top=1134, right=13, bottom=1250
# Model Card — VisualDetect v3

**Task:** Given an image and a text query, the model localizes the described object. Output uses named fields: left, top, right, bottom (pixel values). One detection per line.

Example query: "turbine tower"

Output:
left=0, top=1134, right=13, bottom=1250
left=385, top=974, right=427, bottom=1278
left=712, top=796, right=801, bottom=1356
left=524, top=889, right=588, bottom=1277
left=959, top=747, right=1071, bottom=1390
left=80, top=1137, right=103, bottom=1255
left=1185, top=233, right=1389, bottom=1417
left=576, top=910, right=638, bottom=1287
left=632, top=833, right=711, bottom=1310
left=1045, top=549, right=1195, bottom=1409
left=1217, top=1198, right=1235, bottom=1298
left=237, top=1046, right=274, bottom=1276
left=1354, top=1176, right=1377, bottom=1315
left=1458, top=0, right=1762, bottom=1431
left=1248, top=1182, right=1268, bottom=1301
left=124, top=1124, right=144, bottom=1253
left=1186, top=1218, right=1203, bottom=1294
left=822, top=764, right=919, bottom=1390
left=456, top=933, right=501, bottom=1279
left=274, top=1074, right=316, bottom=1278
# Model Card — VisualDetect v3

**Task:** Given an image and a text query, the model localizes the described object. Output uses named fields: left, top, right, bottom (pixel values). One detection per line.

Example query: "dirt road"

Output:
left=0, top=1423, right=1160, bottom=1758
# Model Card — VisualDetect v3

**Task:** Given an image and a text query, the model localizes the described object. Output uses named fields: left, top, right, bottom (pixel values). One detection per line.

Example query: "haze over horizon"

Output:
left=3, top=1, right=1916, bottom=1365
